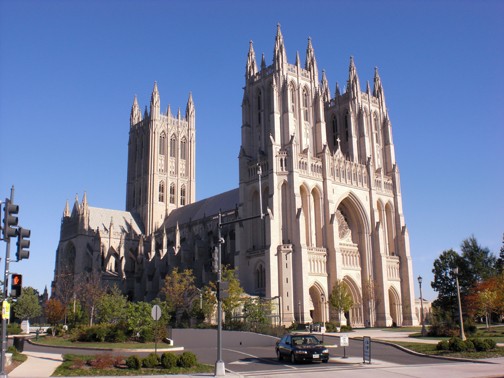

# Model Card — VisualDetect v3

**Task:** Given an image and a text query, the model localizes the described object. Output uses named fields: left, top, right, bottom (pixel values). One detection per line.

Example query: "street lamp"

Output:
left=452, top=267, right=466, bottom=341
left=417, top=276, right=427, bottom=336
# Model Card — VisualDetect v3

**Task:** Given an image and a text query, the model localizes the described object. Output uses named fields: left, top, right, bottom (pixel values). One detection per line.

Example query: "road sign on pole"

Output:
left=151, top=304, right=162, bottom=355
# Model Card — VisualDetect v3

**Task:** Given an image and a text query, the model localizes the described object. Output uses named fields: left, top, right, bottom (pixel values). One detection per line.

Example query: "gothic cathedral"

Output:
left=53, top=25, right=417, bottom=328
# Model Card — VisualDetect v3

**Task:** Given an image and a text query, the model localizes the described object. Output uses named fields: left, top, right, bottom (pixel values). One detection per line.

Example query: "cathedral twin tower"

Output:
left=54, top=25, right=417, bottom=328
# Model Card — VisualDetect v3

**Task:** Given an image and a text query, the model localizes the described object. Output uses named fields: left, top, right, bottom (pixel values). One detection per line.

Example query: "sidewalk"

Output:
left=8, top=351, right=63, bottom=378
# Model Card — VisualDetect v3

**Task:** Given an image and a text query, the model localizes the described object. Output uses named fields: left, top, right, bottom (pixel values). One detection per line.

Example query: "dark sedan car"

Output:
left=276, top=334, right=329, bottom=363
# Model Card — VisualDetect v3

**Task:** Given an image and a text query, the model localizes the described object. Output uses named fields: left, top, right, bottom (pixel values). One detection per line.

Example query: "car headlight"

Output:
left=295, top=350, right=308, bottom=354
left=322, top=349, right=329, bottom=354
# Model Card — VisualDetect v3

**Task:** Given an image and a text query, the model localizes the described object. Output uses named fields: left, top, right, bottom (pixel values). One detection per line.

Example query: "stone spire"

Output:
left=63, top=200, right=70, bottom=217
left=246, top=40, right=258, bottom=79
left=273, top=23, right=287, bottom=71
left=130, top=95, right=142, bottom=126
left=150, top=81, right=160, bottom=120
left=321, top=70, right=330, bottom=103
left=186, top=92, right=195, bottom=119
left=305, top=37, right=318, bottom=83
left=347, top=56, right=361, bottom=100
left=373, top=67, right=386, bottom=106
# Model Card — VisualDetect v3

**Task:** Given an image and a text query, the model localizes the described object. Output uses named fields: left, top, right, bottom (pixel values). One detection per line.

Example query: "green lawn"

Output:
left=391, top=341, right=504, bottom=359
left=33, top=336, right=175, bottom=350
left=52, top=354, right=214, bottom=377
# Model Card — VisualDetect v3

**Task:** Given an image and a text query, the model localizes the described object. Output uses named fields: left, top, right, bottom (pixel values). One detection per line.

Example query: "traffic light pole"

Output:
left=0, top=188, right=14, bottom=378
left=214, top=164, right=265, bottom=377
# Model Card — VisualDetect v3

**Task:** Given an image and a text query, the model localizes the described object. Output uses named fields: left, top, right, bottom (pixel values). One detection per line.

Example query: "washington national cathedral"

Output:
left=53, top=25, right=418, bottom=328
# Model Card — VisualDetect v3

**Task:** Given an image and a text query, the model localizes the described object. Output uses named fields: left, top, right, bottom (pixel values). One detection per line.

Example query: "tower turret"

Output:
left=130, top=96, right=142, bottom=126
left=273, top=24, right=287, bottom=71
left=305, top=37, right=319, bottom=84
left=246, top=41, right=258, bottom=79
left=347, top=56, right=361, bottom=102
left=373, top=67, right=387, bottom=110
left=150, top=82, right=160, bottom=120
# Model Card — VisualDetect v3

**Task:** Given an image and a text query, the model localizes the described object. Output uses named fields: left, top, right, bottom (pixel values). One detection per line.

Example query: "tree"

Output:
left=199, top=285, right=217, bottom=324
left=431, top=249, right=461, bottom=309
left=75, top=271, right=105, bottom=326
left=45, top=298, right=65, bottom=335
left=329, top=280, right=353, bottom=325
left=496, top=234, right=504, bottom=274
left=161, top=268, right=198, bottom=325
left=217, top=266, right=244, bottom=322
left=13, top=287, right=42, bottom=321
left=460, top=236, right=496, bottom=284
left=96, top=285, right=128, bottom=325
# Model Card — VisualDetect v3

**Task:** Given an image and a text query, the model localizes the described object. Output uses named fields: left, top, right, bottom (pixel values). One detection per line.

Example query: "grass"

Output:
left=391, top=341, right=504, bottom=359
left=34, top=336, right=174, bottom=350
left=52, top=354, right=214, bottom=377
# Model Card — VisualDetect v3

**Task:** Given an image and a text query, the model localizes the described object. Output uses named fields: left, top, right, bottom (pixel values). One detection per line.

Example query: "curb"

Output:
left=27, top=339, right=184, bottom=353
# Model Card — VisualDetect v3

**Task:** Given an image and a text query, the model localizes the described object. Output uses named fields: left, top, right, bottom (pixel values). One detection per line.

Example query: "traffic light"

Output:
left=11, top=274, right=22, bottom=298
left=2, top=200, right=19, bottom=239
left=211, top=246, right=219, bottom=273
left=16, top=227, right=31, bottom=261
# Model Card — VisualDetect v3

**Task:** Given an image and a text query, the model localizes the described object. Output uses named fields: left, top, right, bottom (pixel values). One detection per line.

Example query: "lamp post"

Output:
left=452, top=267, right=466, bottom=341
left=417, top=276, right=427, bottom=336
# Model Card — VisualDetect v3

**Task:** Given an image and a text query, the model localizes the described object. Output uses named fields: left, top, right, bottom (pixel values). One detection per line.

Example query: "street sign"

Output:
left=340, top=333, right=349, bottom=346
left=363, top=336, right=371, bottom=364
left=151, top=304, right=162, bottom=321
left=1, top=301, right=10, bottom=320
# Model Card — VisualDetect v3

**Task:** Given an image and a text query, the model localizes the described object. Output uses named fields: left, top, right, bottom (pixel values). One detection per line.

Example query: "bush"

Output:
left=161, top=352, right=178, bottom=369
left=448, top=337, right=467, bottom=352
left=436, top=340, right=449, bottom=351
left=177, top=351, right=197, bottom=368
left=485, top=338, right=497, bottom=349
left=88, top=354, right=116, bottom=369
left=126, top=355, right=141, bottom=370
left=142, top=353, right=159, bottom=368
left=7, top=323, right=22, bottom=335
left=340, top=325, right=352, bottom=332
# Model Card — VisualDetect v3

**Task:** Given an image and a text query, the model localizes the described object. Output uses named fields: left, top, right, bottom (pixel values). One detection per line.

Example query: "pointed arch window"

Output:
left=159, top=132, right=166, bottom=155
left=257, top=90, right=262, bottom=125
left=180, top=137, right=187, bottom=160
left=256, top=263, right=266, bottom=291
left=302, top=88, right=309, bottom=121
left=170, top=134, right=176, bottom=158
left=345, top=111, right=350, bottom=141
left=169, top=183, right=175, bottom=204
left=291, top=85, right=297, bottom=117
left=180, top=185, right=186, bottom=206
left=373, top=114, right=380, bottom=145
left=158, top=181, right=165, bottom=202
left=332, top=115, right=338, bottom=148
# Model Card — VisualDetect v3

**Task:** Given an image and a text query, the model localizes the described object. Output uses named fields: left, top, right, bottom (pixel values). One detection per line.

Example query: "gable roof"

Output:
left=88, top=207, right=144, bottom=235
left=163, top=188, right=239, bottom=229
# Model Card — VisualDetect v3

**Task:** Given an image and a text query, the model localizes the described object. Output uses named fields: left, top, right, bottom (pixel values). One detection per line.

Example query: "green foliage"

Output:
left=96, top=285, right=128, bottom=325
left=448, top=337, right=467, bottom=352
left=125, top=355, right=141, bottom=370
left=7, top=323, right=22, bottom=335
left=13, top=287, right=42, bottom=320
left=161, top=352, right=178, bottom=369
left=142, top=353, right=160, bottom=368
left=242, top=297, right=273, bottom=332
left=177, top=351, right=197, bottom=368
left=219, top=266, right=245, bottom=321
left=71, top=324, right=127, bottom=342
left=329, top=279, right=353, bottom=322
left=436, top=340, right=449, bottom=351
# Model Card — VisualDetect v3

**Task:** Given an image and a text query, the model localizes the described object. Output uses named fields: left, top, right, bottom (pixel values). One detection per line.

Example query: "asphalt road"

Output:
left=24, top=328, right=473, bottom=376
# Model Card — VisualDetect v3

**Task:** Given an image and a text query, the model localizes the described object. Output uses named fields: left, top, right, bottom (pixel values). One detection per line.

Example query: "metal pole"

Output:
left=215, top=211, right=225, bottom=376
left=418, top=276, right=427, bottom=336
left=1, top=187, right=14, bottom=378
left=453, top=268, right=466, bottom=340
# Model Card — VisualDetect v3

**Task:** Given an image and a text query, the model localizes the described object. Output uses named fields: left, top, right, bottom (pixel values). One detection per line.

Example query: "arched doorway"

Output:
left=343, top=276, right=364, bottom=328
left=388, top=287, right=402, bottom=327
left=308, top=284, right=325, bottom=324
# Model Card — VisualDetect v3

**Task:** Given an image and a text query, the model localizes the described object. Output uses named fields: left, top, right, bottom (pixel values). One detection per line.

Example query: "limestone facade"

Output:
left=53, top=26, right=418, bottom=327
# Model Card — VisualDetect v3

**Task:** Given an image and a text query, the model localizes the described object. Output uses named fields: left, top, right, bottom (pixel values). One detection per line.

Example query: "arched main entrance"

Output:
left=388, top=287, right=402, bottom=326
left=308, top=284, right=326, bottom=324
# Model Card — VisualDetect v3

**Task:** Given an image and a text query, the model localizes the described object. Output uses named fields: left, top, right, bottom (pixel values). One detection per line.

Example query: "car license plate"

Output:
left=313, top=354, right=320, bottom=359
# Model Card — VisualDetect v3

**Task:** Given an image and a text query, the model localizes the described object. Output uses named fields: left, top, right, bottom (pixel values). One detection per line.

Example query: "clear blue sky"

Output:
left=1, top=0, right=503, bottom=301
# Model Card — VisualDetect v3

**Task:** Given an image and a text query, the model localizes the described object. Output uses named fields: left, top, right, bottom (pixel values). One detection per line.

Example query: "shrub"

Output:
left=340, top=325, right=352, bottom=332
left=177, top=351, right=197, bottom=368
left=436, top=340, right=449, bottom=351
left=448, top=337, right=467, bottom=352
left=161, top=352, right=178, bottom=369
left=7, top=323, right=22, bottom=335
left=464, top=339, right=474, bottom=351
left=126, top=355, right=141, bottom=370
left=485, top=338, right=497, bottom=349
left=142, top=353, right=159, bottom=368
left=88, top=354, right=116, bottom=369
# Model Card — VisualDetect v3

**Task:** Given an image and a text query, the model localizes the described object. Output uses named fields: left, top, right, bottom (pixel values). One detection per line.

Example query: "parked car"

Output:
left=276, top=333, right=329, bottom=363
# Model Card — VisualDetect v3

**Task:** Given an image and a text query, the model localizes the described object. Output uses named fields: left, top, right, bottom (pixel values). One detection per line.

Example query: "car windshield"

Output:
left=291, top=336, right=320, bottom=346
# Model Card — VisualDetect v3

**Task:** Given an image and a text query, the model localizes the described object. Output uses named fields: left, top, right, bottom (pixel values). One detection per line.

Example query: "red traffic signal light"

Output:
left=11, top=274, right=22, bottom=298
